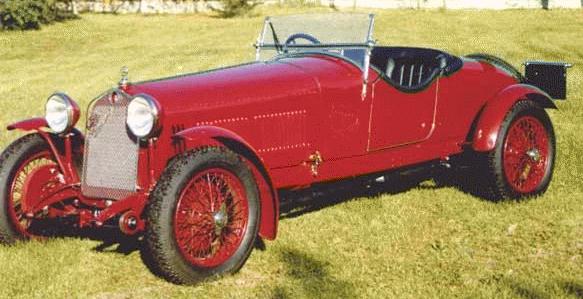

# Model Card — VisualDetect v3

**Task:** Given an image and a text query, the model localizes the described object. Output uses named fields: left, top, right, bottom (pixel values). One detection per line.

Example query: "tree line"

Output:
left=0, top=0, right=257, bottom=30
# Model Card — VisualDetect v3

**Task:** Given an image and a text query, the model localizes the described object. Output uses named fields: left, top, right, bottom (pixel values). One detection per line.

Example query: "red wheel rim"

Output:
left=174, top=168, right=249, bottom=268
left=8, top=150, right=58, bottom=237
left=503, top=116, right=550, bottom=193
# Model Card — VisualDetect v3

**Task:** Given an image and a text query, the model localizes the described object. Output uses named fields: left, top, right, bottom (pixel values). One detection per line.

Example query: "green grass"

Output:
left=1, top=7, right=583, bottom=298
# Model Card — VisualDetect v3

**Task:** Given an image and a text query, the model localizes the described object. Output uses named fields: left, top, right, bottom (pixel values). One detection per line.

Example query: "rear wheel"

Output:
left=479, top=100, right=555, bottom=200
left=0, top=134, right=61, bottom=244
left=142, top=147, right=260, bottom=285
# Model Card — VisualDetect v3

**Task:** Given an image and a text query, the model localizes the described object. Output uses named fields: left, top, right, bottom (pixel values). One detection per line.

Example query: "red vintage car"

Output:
left=0, top=13, right=570, bottom=284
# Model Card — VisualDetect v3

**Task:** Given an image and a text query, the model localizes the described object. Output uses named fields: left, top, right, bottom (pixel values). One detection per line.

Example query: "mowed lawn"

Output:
left=1, top=7, right=582, bottom=299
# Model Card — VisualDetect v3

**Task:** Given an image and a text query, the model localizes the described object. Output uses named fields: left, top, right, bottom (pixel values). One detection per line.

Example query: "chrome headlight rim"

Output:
left=126, top=94, right=161, bottom=139
left=45, top=92, right=80, bottom=134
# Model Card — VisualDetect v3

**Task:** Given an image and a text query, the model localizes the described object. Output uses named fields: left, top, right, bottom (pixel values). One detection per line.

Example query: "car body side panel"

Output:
left=127, top=55, right=373, bottom=189
left=368, top=78, right=438, bottom=150
left=293, top=59, right=518, bottom=186
left=270, top=135, right=464, bottom=187
left=279, top=55, right=370, bottom=161
left=126, top=60, right=322, bottom=174
left=126, top=55, right=532, bottom=191
left=431, top=59, right=518, bottom=144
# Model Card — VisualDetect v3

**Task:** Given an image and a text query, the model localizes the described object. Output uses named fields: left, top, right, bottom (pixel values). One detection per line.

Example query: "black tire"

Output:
left=0, top=134, right=55, bottom=244
left=478, top=100, right=555, bottom=201
left=141, top=147, right=260, bottom=285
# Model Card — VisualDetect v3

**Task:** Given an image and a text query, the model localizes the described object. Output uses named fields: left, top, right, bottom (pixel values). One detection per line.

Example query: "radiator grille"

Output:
left=81, top=91, right=139, bottom=200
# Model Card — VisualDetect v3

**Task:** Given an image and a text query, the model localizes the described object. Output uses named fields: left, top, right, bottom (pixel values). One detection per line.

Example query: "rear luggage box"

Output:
left=524, top=61, right=572, bottom=100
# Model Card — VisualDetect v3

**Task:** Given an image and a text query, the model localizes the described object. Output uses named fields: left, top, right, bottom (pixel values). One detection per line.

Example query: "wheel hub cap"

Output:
left=526, top=148, right=541, bottom=162
left=212, top=205, right=228, bottom=234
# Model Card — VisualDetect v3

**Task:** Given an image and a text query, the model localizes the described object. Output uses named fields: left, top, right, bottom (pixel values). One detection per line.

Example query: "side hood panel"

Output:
left=125, top=61, right=321, bottom=114
left=124, top=56, right=364, bottom=172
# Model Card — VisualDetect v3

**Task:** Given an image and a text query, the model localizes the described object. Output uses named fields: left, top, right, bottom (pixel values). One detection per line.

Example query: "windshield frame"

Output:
left=254, top=13, right=377, bottom=91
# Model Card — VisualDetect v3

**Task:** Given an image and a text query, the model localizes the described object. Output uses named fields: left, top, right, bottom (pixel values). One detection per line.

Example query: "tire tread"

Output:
left=141, top=146, right=259, bottom=285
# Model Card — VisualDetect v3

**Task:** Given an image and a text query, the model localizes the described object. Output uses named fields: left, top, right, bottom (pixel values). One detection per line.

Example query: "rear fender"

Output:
left=174, top=126, right=279, bottom=240
left=472, top=84, right=557, bottom=152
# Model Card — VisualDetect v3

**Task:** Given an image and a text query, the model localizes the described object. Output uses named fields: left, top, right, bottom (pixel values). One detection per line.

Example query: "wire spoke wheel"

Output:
left=143, top=147, right=260, bottom=284
left=477, top=101, right=555, bottom=201
left=8, top=150, right=59, bottom=237
left=174, top=168, right=249, bottom=268
left=503, top=116, right=550, bottom=193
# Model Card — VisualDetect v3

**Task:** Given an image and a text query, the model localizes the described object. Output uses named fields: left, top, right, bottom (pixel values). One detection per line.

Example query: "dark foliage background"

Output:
left=210, top=0, right=261, bottom=18
left=0, top=0, right=76, bottom=30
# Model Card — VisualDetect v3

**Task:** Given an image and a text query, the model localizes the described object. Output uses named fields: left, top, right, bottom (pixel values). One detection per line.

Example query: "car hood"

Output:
left=123, top=59, right=328, bottom=115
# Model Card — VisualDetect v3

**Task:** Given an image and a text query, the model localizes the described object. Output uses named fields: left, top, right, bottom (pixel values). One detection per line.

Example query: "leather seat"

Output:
left=370, top=47, right=460, bottom=92
left=385, top=58, right=434, bottom=87
left=339, top=46, right=462, bottom=92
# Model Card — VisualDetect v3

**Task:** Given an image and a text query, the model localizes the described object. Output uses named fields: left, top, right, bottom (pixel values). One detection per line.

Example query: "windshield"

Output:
left=255, top=13, right=376, bottom=70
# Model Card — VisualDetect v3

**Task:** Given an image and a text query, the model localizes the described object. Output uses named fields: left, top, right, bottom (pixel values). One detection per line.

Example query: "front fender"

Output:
left=7, top=117, right=48, bottom=131
left=472, top=84, right=557, bottom=152
left=7, top=117, right=85, bottom=149
left=174, top=126, right=279, bottom=240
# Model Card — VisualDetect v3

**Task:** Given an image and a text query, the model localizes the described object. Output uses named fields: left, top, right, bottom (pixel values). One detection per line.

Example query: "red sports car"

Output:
left=0, top=13, right=570, bottom=284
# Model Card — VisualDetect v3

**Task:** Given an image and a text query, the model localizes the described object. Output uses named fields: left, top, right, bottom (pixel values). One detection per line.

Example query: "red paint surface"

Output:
left=7, top=118, right=47, bottom=131
left=472, top=84, right=556, bottom=152
left=125, top=56, right=525, bottom=189
left=6, top=52, right=557, bottom=241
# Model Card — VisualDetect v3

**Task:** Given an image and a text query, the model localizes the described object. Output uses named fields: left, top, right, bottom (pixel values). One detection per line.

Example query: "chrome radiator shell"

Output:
left=81, top=91, right=139, bottom=200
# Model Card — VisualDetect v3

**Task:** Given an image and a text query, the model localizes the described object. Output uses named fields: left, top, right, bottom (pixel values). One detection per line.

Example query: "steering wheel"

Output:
left=284, top=33, right=321, bottom=46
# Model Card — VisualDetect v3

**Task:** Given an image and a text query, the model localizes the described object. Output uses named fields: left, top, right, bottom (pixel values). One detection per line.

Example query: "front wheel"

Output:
left=0, top=134, right=62, bottom=244
left=479, top=100, right=555, bottom=200
left=141, top=147, right=260, bottom=285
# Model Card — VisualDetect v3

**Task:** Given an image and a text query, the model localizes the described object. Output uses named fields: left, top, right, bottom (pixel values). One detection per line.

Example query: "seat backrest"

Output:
left=334, top=47, right=461, bottom=92
left=370, top=47, right=459, bottom=91
left=386, top=58, right=431, bottom=87
left=371, top=47, right=444, bottom=86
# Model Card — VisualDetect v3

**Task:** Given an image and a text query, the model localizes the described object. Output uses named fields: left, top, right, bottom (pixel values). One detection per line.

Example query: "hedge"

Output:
left=0, top=0, right=75, bottom=30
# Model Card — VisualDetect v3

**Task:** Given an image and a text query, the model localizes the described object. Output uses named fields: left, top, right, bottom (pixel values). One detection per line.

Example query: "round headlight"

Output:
left=126, top=95, right=160, bottom=138
left=45, top=93, right=79, bottom=134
